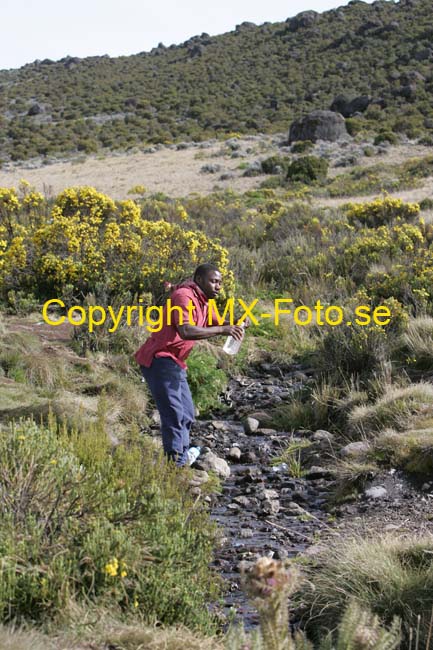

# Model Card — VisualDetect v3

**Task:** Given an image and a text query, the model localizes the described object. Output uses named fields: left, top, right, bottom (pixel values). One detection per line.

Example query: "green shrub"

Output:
left=187, top=347, right=228, bottom=415
left=290, top=140, right=314, bottom=154
left=0, top=418, right=219, bottom=630
left=419, top=197, right=433, bottom=210
left=286, top=156, right=328, bottom=184
left=261, top=155, right=290, bottom=175
left=374, top=131, right=398, bottom=145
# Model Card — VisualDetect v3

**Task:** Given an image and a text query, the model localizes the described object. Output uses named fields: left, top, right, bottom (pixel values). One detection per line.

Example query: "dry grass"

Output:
left=401, top=316, right=433, bottom=371
left=374, top=427, right=433, bottom=475
left=301, top=532, right=433, bottom=646
left=0, top=136, right=273, bottom=200
left=348, top=383, right=433, bottom=439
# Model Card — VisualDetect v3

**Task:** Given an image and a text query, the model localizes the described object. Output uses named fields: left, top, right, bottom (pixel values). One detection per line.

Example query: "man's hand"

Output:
left=223, top=324, right=244, bottom=341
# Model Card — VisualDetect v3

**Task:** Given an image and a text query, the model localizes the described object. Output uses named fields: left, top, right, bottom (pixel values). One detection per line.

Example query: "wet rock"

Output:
left=241, top=450, right=258, bottom=463
left=286, top=502, right=305, bottom=515
left=365, top=486, right=387, bottom=499
left=243, top=417, right=260, bottom=434
left=262, top=499, right=280, bottom=515
left=212, top=420, right=229, bottom=431
left=237, top=468, right=263, bottom=484
left=195, top=451, right=231, bottom=478
left=261, top=489, right=279, bottom=501
left=305, top=466, right=335, bottom=480
left=312, top=429, right=334, bottom=443
left=227, top=446, right=242, bottom=461
left=249, top=411, right=274, bottom=427
left=340, top=441, right=371, bottom=459
left=233, top=495, right=251, bottom=508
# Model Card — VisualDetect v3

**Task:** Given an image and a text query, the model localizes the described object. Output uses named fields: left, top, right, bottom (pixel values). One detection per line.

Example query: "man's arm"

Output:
left=177, top=323, right=244, bottom=341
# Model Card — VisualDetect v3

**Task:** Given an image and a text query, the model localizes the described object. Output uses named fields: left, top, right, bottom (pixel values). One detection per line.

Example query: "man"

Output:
left=135, top=263, right=244, bottom=467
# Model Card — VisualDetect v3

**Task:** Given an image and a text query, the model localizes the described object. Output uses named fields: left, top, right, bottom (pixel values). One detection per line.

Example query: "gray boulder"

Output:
left=195, top=451, right=231, bottom=479
left=243, top=416, right=260, bottom=434
left=289, top=110, right=348, bottom=143
left=288, top=11, right=318, bottom=32
left=340, top=441, right=371, bottom=459
left=330, top=94, right=372, bottom=118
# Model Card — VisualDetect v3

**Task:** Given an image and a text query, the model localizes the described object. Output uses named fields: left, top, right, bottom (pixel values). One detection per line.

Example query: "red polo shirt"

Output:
left=134, top=280, right=211, bottom=370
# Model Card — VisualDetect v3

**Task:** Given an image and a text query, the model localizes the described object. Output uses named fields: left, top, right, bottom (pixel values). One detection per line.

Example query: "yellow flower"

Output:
left=104, top=557, right=119, bottom=577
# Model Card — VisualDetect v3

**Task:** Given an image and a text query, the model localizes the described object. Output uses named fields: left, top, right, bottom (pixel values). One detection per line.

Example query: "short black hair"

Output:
left=193, top=263, right=220, bottom=282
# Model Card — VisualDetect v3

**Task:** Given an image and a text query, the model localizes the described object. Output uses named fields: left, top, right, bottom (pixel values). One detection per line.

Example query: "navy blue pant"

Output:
left=141, top=357, right=194, bottom=467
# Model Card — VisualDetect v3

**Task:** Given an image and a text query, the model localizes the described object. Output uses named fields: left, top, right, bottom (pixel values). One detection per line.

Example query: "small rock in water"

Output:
left=195, top=451, right=231, bottom=478
left=227, top=446, right=242, bottom=461
left=243, top=417, right=260, bottom=434
left=233, top=495, right=251, bottom=508
left=305, top=466, right=335, bottom=480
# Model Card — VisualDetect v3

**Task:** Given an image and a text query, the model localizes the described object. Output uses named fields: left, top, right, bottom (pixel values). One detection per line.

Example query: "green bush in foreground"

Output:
left=0, top=417, right=219, bottom=630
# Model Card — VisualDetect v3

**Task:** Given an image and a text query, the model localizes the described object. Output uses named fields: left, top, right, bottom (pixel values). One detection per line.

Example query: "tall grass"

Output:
left=300, top=533, right=433, bottom=647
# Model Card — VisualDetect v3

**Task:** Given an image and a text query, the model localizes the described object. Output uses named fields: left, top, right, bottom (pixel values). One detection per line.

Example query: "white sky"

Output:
left=2, top=0, right=376, bottom=71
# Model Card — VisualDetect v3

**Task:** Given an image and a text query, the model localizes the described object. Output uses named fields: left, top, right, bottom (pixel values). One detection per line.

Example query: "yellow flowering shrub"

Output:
left=345, top=196, right=420, bottom=228
left=0, top=186, right=234, bottom=299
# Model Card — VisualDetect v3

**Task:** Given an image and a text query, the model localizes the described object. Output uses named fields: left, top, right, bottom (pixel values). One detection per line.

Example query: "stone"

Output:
left=289, top=110, right=348, bottom=143
left=28, top=103, right=43, bottom=116
left=233, top=495, right=251, bottom=507
left=305, top=466, right=335, bottom=480
left=195, top=451, right=231, bottom=479
left=211, top=420, right=228, bottom=431
left=200, top=163, right=222, bottom=174
left=286, top=502, right=304, bottom=515
left=188, top=469, right=209, bottom=488
left=288, top=10, right=319, bottom=31
left=243, top=417, right=260, bottom=434
left=330, top=94, right=371, bottom=118
left=262, top=499, right=280, bottom=514
left=227, top=446, right=242, bottom=461
left=312, top=429, right=335, bottom=443
left=249, top=411, right=274, bottom=427
left=364, top=486, right=387, bottom=499
left=340, top=441, right=371, bottom=459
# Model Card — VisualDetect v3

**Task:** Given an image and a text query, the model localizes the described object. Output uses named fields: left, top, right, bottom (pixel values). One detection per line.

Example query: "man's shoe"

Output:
left=186, top=446, right=201, bottom=466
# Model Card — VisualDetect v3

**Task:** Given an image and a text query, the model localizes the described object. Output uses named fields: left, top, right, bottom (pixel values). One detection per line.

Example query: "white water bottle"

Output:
left=223, top=322, right=245, bottom=355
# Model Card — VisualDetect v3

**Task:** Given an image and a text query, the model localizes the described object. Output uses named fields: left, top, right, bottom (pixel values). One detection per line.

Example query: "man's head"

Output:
left=193, top=263, right=222, bottom=299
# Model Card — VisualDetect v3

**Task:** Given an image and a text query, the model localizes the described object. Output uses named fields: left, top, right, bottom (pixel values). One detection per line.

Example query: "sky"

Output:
left=2, top=0, right=375, bottom=71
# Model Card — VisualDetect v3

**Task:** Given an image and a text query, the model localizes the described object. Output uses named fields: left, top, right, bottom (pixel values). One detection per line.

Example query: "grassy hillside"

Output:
left=1, top=0, right=433, bottom=162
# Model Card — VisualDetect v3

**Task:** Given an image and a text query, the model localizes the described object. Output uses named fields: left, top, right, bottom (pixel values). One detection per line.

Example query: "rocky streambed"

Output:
left=189, top=365, right=338, bottom=628
left=187, top=364, right=433, bottom=629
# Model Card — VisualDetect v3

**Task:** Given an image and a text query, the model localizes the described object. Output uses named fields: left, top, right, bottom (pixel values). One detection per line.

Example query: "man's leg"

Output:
left=141, top=357, right=189, bottom=466
left=180, top=375, right=195, bottom=457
